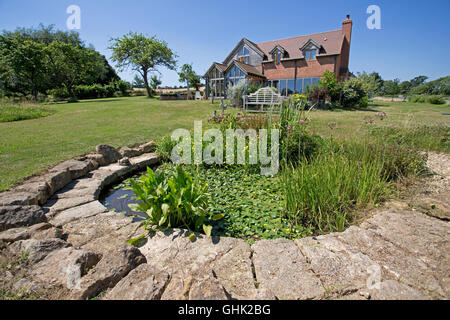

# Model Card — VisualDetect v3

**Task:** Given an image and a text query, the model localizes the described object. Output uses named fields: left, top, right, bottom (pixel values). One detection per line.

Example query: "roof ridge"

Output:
left=256, top=28, right=342, bottom=45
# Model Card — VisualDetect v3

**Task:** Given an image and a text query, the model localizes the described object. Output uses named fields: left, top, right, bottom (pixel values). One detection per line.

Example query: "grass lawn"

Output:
left=0, top=97, right=448, bottom=192
left=0, top=97, right=221, bottom=191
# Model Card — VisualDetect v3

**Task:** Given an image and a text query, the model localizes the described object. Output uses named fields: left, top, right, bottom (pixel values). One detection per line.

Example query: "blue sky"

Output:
left=1, top=0, right=449, bottom=86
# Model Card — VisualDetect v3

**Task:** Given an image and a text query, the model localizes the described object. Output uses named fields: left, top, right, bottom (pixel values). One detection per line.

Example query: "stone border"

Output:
left=0, top=149, right=449, bottom=300
left=0, top=141, right=157, bottom=209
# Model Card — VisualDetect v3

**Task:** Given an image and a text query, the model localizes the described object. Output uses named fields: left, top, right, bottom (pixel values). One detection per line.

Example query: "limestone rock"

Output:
left=119, top=147, right=141, bottom=158
left=50, top=201, right=108, bottom=227
left=0, top=191, right=39, bottom=206
left=369, top=280, right=431, bottom=300
left=118, top=157, right=132, bottom=167
left=50, top=159, right=95, bottom=180
left=295, top=235, right=379, bottom=294
left=12, top=181, right=51, bottom=205
left=43, top=169, right=72, bottom=195
left=188, top=273, right=229, bottom=300
left=212, top=240, right=256, bottom=299
left=0, top=222, right=61, bottom=243
left=138, top=141, right=156, bottom=154
left=63, top=211, right=141, bottom=250
left=0, top=205, right=46, bottom=231
left=337, top=226, right=448, bottom=299
left=86, top=154, right=107, bottom=167
left=104, top=264, right=170, bottom=300
left=96, top=145, right=122, bottom=165
left=30, top=247, right=102, bottom=296
left=12, top=238, right=71, bottom=264
left=252, top=239, right=325, bottom=300
left=44, top=195, right=95, bottom=216
left=70, top=244, right=146, bottom=300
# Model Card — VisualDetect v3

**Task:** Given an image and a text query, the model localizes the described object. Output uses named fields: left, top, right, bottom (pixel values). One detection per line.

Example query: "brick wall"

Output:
left=263, top=56, right=336, bottom=80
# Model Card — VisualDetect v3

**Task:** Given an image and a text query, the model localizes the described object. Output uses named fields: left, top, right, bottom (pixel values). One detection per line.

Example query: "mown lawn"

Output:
left=0, top=97, right=221, bottom=191
left=0, top=97, right=448, bottom=192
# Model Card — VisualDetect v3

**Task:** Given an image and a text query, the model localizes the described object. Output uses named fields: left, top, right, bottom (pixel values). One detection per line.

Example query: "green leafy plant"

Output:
left=128, top=165, right=213, bottom=237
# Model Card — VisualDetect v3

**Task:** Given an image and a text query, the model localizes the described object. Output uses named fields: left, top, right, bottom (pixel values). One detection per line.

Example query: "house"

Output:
left=204, top=16, right=353, bottom=98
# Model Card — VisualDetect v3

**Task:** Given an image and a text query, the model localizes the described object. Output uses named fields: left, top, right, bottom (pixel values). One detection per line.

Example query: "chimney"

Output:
left=340, top=15, right=353, bottom=80
left=342, top=14, right=353, bottom=44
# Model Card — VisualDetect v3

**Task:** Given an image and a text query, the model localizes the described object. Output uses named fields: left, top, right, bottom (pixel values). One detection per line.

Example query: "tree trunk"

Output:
left=143, top=70, right=153, bottom=98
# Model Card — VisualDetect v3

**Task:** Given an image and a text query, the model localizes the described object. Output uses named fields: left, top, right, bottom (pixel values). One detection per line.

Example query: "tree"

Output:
left=109, top=32, right=177, bottom=97
left=381, top=79, right=400, bottom=97
left=410, top=76, right=428, bottom=88
left=178, top=63, right=201, bottom=91
left=45, top=40, right=94, bottom=99
left=357, top=72, right=384, bottom=97
left=132, top=74, right=145, bottom=88
left=0, top=34, right=48, bottom=100
left=149, top=75, right=162, bottom=93
left=399, top=81, right=412, bottom=95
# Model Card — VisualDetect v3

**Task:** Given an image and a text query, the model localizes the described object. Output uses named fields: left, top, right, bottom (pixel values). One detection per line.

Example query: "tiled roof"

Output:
left=215, top=63, right=227, bottom=71
left=256, top=29, right=345, bottom=61
left=232, top=60, right=265, bottom=78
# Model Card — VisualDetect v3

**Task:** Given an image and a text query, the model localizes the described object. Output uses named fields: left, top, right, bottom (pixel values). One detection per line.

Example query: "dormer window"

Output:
left=269, top=45, right=287, bottom=65
left=272, top=53, right=281, bottom=65
left=304, top=49, right=317, bottom=60
left=300, top=39, right=322, bottom=61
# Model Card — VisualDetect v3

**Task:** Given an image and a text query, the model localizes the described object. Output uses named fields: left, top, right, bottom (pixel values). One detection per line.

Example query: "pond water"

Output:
left=100, top=171, right=148, bottom=222
left=100, top=165, right=309, bottom=242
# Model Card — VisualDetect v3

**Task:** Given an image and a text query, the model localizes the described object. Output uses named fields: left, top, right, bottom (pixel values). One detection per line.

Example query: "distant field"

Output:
left=0, top=97, right=448, bottom=192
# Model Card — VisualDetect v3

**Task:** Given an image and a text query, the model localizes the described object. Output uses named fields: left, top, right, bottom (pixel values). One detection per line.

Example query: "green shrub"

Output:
left=408, top=95, right=445, bottom=104
left=47, top=87, right=69, bottom=100
left=155, top=135, right=177, bottom=161
left=128, top=166, right=211, bottom=235
left=338, top=77, right=369, bottom=108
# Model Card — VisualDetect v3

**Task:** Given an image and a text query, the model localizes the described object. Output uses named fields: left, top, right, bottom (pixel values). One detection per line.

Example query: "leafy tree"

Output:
left=109, top=32, right=177, bottom=97
left=319, top=70, right=338, bottom=101
left=149, top=75, right=162, bottom=92
left=0, top=34, right=48, bottom=100
left=132, top=74, right=145, bottom=88
left=178, top=63, right=201, bottom=91
left=381, top=79, right=401, bottom=97
left=399, top=81, right=412, bottom=95
left=357, top=72, right=384, bottom=97
left=410, top=76, right=428, bottom=88
left=45, top=40, right=94, bottom=99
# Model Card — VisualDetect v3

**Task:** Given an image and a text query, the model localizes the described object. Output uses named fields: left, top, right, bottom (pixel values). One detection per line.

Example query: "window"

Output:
left=304, top=49, right=317, bottom=60
left=304, top=78, right=312, bottom=91
left=272, top=53, right=282, bottom=65
left=295, top=78, right=303, bottom=93
left=237, top=46, right=250, bottom=65
left=312, top=77, right=321, bottom=86
left=287, top=80, right=295, bottom=95
left=226, top=64, right=246, bottom=86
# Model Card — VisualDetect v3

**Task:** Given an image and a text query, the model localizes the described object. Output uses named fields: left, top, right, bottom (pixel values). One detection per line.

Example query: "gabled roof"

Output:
left=299, top=39, right=322, bottom=51
left=222, top=38, right=265, bottom=65
left=203, top=62, right=227, bottom=78
left=256, top=29, right=345, bottom=61
left=269, top=44, right=287, bottom=55
left=224, top=60, right=265, bottom=78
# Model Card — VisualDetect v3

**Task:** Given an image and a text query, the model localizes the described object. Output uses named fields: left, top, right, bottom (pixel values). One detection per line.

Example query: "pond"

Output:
left=100, top=164, right=312, bottom=242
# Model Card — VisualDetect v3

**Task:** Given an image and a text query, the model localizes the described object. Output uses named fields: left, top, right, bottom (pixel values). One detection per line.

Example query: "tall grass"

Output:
left=281, top=135, right=426, bottom=234
left=368, top=125, right=450, bottom=154
left=0, top=101, right=55, bottom=122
